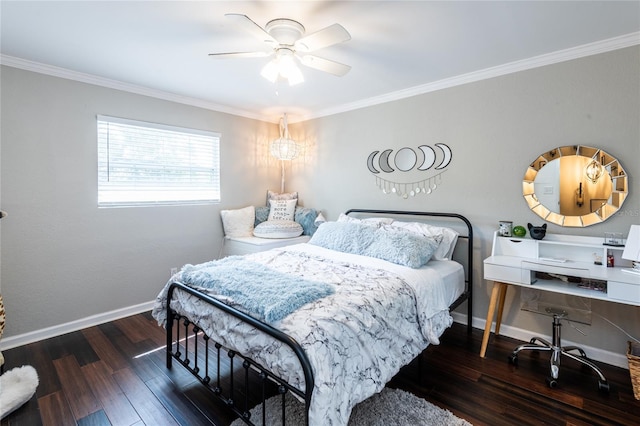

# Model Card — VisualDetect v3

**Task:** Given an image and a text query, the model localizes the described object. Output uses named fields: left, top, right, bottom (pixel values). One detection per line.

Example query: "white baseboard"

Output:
left=451, top=312, right=629, bottom=370
left=0, top=303, right=630, bottom=371
left=0, top=301, right=156, bottom=351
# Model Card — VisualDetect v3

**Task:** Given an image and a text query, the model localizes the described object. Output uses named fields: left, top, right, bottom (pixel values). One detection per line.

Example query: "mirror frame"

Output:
left=522, top=145, right=628, bottom=227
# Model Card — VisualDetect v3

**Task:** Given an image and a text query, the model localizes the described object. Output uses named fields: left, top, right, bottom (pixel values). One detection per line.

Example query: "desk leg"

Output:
left=494, top=283, right=508, bottom=336
left=480, top=282, right=508, bottom=358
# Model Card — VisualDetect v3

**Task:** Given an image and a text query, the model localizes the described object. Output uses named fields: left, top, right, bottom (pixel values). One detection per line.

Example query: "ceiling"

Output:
left=1, top=1, right=639, bottom=123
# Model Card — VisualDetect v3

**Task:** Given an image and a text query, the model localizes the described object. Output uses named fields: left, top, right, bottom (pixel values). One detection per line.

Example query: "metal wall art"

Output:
left=366, top=144, right=452, bottom=198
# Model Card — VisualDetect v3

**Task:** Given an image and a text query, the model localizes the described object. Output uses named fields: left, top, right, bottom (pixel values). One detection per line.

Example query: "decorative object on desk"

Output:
left=499, top=221, right=513, bottom=237
left=606, top=250, right=614, bottom=268
left=528, top=223, right=547, bottom=240
left=270, top=113, right=299, bottom=193
left=593, top=252, right=603, bottom=265
left=604, top=232, right=624, bottom=247
left=512, top=225, right=527, bottom=237
left=628, top=341, right=640, bottom=400
left=621, top=224, right=640, bottom=275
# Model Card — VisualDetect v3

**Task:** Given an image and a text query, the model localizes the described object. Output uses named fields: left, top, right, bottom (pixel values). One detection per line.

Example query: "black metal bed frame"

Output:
left=165, top=210, right=473, bottom=425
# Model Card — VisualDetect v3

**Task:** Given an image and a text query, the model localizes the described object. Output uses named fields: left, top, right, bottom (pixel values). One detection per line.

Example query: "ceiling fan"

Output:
left=209, top=14, right=352, bottom=85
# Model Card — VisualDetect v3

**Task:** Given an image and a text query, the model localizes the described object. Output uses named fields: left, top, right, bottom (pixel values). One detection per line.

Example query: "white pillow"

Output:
left=336, top=213, right=394, bottom=227
left=267, top=190, right=298, bottom=202
left=220, top=206, right=255, bottom=237
left=385, top=221, right=459, bottom=260
left=253, top=220, right=303, bottom=239
left=268, top=199, right=297, bottom=221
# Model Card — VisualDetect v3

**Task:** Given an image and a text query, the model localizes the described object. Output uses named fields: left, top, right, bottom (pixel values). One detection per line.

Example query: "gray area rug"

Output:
left=231, top=387, right=472, bottom=425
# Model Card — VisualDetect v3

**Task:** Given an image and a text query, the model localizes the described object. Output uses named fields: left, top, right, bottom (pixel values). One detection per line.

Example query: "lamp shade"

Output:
left=270, top=137, right=299, bottom=160
left=622, top=224, right=640, bottom=262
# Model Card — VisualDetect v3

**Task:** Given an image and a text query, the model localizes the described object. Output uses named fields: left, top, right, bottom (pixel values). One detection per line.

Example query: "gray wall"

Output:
left=1, top=46, right=638, bottom=365
left=289, top=46, right=640, bottom=360
left=0, top=66, right=280, bottom=337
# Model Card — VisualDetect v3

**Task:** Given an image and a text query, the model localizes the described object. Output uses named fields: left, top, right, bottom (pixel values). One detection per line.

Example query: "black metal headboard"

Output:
left=344, top=209, right=473, bottom=332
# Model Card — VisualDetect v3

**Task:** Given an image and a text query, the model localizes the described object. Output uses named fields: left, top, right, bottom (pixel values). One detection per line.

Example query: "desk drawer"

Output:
left=485, top=264, right=533, bottom=285
left=493, top=237, right=536, bottom=257
left=608, top=281, right=640, bottom=305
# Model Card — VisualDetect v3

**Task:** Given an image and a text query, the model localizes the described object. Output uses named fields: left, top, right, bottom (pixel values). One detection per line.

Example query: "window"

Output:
left=97, top=115, right=220, bottom=207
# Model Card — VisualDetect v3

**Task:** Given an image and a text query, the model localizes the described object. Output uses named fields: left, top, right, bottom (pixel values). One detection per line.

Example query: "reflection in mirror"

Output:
left=523, top=145, right=628, bottom=227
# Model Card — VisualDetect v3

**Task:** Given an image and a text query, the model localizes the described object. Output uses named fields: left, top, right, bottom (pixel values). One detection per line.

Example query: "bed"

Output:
left=152, top=209, right=473, bottom=425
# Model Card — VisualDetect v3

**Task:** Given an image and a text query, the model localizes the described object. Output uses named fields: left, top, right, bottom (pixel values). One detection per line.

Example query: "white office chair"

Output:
left=508, top=313, right=609, bottom=392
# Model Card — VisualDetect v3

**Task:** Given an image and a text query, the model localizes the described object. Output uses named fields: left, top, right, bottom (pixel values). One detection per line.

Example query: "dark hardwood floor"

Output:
left=1, top=312, right=639, bottom=425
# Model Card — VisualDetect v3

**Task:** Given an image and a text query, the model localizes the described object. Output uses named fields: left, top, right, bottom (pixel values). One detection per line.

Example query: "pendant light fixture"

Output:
left=270, top=113, right=299, bottom=192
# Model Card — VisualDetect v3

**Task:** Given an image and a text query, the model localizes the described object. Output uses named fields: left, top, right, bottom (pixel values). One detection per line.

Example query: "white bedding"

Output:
left=152, top=243, right=464, bottom=426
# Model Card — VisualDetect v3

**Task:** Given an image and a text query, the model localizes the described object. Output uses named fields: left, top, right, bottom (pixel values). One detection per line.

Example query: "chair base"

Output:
left=508, top=314, right=609, bottom=392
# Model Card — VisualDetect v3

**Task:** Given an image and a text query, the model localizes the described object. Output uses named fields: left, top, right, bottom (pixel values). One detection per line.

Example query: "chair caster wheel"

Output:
left=508, top=354, right=518, bottom=365
left=598, top=380, right=610, bottom=393
left=546, top=377, right=558, bottom=388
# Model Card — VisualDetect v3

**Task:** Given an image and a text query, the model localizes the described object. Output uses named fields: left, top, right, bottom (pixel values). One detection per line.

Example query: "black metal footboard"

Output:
left=166, top=281, right=314, bottom=426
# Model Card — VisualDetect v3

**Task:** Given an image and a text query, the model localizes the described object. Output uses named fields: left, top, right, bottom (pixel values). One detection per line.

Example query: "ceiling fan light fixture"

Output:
left=260, top=60, right=280, bottom=83
left=280, top=54, right=304, bottom=85
left=260, top=49, right=305, bottom=86
left=212, top=14, right=350, bottom=85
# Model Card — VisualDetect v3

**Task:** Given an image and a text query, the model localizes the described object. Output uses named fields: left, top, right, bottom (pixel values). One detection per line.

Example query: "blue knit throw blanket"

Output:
left=180, top=256, right=334, bottom=323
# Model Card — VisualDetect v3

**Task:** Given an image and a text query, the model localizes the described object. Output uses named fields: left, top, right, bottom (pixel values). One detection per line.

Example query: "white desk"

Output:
left=480, top=231, right=640, bottom=357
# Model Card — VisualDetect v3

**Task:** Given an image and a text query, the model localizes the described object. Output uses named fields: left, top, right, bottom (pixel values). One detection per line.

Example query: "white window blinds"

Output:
left=97, top=115, right=220, bottom=207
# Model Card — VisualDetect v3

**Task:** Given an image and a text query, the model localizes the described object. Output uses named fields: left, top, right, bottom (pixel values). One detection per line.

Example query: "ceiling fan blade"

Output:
left=300, top=55, right=351, bottom=76
left=295, top=23, right=351, bottom=52
left=225, top=13, right=277, bottom=45
left=208, top=51, right=271, bottom=59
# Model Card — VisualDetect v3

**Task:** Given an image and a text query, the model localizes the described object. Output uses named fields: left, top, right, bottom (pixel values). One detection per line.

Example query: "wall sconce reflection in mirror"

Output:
left=366, top=144, right=452, bottom=199
left=575, top=182, right=584, bottom=207
left=585, top=157, right=604, bottom=183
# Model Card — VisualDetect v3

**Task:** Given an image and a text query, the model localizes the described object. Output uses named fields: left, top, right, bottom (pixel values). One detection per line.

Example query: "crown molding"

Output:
left=2, top=31, right=638, bottom=124
left=300, top=31, right=640, bottom=122
left=0, top=55, right=266, bottom=122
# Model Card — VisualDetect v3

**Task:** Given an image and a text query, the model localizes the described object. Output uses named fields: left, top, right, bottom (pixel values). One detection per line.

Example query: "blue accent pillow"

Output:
left=255, top=206, right=319, bottom=236
left=294, top=207, right=319, bottom=236
left=254, top=206, right=270, bottom=226
left=309, top=222, right=439, bottom=268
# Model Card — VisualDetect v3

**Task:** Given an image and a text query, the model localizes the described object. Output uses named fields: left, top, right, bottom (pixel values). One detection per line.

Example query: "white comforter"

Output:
left=152, top=243, right=461, bottom=426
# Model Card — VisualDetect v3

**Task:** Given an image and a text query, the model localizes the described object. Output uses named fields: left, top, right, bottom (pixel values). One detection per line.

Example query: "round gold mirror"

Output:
left=523, top=145, right=628, bottom=227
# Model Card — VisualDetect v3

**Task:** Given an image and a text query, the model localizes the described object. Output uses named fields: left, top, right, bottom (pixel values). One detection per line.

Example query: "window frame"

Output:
left=97, top=115, right=221, bottom=208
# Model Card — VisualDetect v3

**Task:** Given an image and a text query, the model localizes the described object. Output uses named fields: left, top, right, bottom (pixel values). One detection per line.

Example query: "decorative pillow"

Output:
left=309, top=221, right=439, bottom=268
left=294, top=207, right=320, bottom=236
left=220, top=206, right=255, bottom=238
left=310, top=222, right=376, bottom=255
left=254, top=206, right=270, bottom=226
left=267, top=191, right=298, bottom=203
left=387, top=222, right=459, bottom=260
left=336, top=213, right=394, bottom=227
left=368, top=226, right=440, bottom=268
left=268, top=199, right=297, bottom=221
left=253, top=220, right=303, bottom=239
